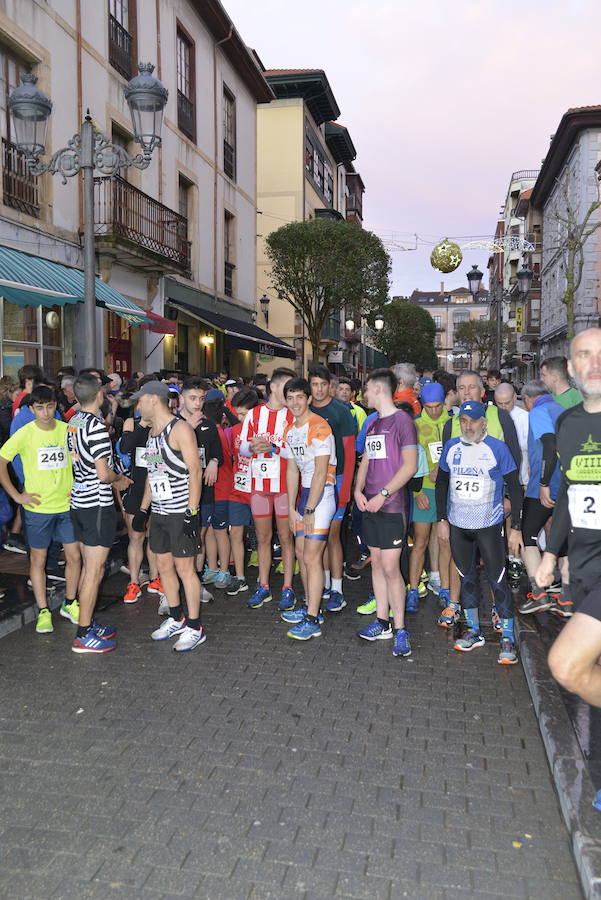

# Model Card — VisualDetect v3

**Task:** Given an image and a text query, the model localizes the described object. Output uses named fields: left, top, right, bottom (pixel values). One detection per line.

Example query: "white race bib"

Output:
left=366, top=434, right=386, bottom=460
left=135, top=446, right=148, bottom=468
left=38, top=446, right=68, bottom=471
left=148, top=471, right=173, bottom=500
left=568, top=484, right=601, bottom=530
left=252, top=456, right=280, bottom=481
left=234, top=462, right=251, bottom=493
left=428, top=441, right=442, bottom=464
left=452, top=475, right=493, bottom=502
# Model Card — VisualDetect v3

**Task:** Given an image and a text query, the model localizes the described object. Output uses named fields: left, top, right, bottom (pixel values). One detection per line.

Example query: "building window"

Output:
left=0, top=48, right=40, bottom=217
left=433, top=314, right=442, bottom=329
left=108, top=0, right=136, bottom=80
left=111, top=124, right=132, bottom=180
left=176, top=27, right=195, bottom=141
left=224, top=211, right=235, bottom=297
left=223, top=85, right=236, bottom=180
left=178, top=175, right=193, bottom=277
left=304, top=121, right=332, bottom=207
left=454, top=310, right=469, bottom=324
left=1, top=301, right=63, bottom=375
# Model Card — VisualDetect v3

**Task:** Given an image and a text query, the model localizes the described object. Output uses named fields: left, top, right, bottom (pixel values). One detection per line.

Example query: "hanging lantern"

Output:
left=430, top=239, right=463, bottom=274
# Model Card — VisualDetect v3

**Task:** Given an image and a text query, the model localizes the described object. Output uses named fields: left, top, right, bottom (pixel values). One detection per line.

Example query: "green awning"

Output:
left=0, top=246, right=152, bottom=324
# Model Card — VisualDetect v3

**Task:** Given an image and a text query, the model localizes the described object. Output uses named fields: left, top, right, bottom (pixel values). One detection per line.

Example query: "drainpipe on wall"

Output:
left=213, top=25, right=234, bottom=333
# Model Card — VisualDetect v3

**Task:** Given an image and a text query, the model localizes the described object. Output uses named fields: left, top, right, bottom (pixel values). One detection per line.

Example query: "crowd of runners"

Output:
left=1, top=328, right=601, bottom=709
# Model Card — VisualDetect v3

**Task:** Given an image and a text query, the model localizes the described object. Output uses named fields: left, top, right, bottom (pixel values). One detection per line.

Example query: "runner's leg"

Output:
left=230, top=525, right=246, bottom=578
left=409, top=521, right=430, bottom=590
left=173, top=555, right=201, bottom=621
left=548, top=612, right=601, bottom=706
left=382, top=547, right=405, bottom=630
left=63, top=542, right=81, bottom=601
left=125, top=513, right=145, bottom=584
left=255, top=515, right=273, bottom=586
left=29, top=547, right=49, bottom=610
left=78, top=544, right=110, bottom=628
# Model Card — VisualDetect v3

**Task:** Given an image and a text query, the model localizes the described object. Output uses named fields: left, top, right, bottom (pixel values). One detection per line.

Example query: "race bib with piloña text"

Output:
left=451, top=474, right=493, bottom=502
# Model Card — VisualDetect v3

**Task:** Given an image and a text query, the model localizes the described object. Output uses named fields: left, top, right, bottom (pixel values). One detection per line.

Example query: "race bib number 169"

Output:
left=366, top=434, right=386, bottom=460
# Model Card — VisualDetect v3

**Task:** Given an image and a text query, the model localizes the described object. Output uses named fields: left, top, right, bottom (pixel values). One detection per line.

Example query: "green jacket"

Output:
left=415, top=406, right=450, bottom=490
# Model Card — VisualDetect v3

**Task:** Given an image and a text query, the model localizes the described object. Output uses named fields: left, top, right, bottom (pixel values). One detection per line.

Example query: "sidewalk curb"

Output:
left=518, top=625, right=601, bottom=899
left=0, top=584, right=65, bottom=639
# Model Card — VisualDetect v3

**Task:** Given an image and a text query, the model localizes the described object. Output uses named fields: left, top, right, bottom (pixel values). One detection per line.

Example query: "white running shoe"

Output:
left=157, top=594, right=169, bottom=616
left=151, top=617, right=186, bottom=641
left=201, top=587, right=214, bottom=604
left=173, top=625, right=207, bottom=652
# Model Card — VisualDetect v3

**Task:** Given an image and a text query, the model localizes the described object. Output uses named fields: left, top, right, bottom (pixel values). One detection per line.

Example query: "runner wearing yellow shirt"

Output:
left=0, top=385, right=81, bottom=634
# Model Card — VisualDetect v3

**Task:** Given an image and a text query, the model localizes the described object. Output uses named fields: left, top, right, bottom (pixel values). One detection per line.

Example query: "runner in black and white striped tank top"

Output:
left=67, top=411, right=114, bottom=509
left=145, top=418, right=189, bottom=515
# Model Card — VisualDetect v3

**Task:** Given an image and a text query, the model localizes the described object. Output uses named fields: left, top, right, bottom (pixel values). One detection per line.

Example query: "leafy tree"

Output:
left=454, top=319, right=510, bottom=369
left=265, top=218, right=390, bottom=363
left=369, top=301, right=438, bottom=371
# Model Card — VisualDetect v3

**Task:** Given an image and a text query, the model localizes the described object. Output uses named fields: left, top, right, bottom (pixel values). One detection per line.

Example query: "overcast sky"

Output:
left=223, top=0, right=601, bottom=297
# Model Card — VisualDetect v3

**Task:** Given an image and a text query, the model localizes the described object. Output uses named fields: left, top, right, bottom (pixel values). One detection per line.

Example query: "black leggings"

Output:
left=450, top=522, right=513, bottom=618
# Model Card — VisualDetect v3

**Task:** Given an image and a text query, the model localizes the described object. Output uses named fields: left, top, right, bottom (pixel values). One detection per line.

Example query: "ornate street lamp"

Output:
left=516, top=262, right=533, bottom=297
left=374, top=314, right=384, bottom=331
left=466, top=264, right=483, bottom=298
left=9, top=64, right=167, bottom=368
left=259, top=293, right=270, bottom=327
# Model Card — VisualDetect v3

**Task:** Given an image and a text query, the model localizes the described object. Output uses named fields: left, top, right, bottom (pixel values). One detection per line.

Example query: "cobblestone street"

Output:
left=0, top=574, right=582, bottom=899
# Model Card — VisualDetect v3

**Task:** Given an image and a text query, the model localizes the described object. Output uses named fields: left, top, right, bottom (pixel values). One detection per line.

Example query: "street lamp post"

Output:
left=8, top=64, right=168, bottom=368
left=259, top=293, right=270, bottom=327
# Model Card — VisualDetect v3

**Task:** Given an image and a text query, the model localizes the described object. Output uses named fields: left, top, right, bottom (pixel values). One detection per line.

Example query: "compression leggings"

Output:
left=449, top=522, right=513, bottom=618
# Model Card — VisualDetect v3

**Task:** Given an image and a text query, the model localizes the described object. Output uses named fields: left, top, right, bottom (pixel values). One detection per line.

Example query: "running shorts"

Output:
left=568, top=576, right=601, bottom=623
left=149, top=513, right=198, bottom=558
left=412, top=487, right=437, bottom=524
left=295, top=486, right=335, bottom=541
left=23, top=509, right=75, bottom=549
left=250, top=490, right=288, bottom=519
left=70, top=506, right=116, bottom=549
left=362, top=510, right=406, bottom=551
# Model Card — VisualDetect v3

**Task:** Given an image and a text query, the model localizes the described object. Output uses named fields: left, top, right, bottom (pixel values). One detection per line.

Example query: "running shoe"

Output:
left=428, top=572, right=441, bottom=596
left=201, top=587, right=214, bottom=604
left=247, top=585, right=272, bottom=609
left=2, top=534, right=26, bottom=554
left=123, top=582, right=142, bottom=605
left=212, top=571, right=232, bottom=589
left=60, top=599, right=79, bottom=624
left=147, top=576, right=163, bottom=595
left=276, top=559, right=300, bottom=575
left=350, top=552, right=371, bottom=572
left=498, top=638, right=518, bottom=665
left=173, top=625, right=207, bottom=652
left=454, top=631, right=485, bottom=652
left=227, top=577, right=249, bottom=596
left=357, top=593, right=376, bottom=615
left=437, top=603, right=460, bottom=628
left=506, top=556, right=523, bottom=587
left=287, top=617, right=322, bottom=641
left=393, top=628, right=412, bottom=657
left=202, top=568, right=220, bottom=585
left=405, top=587, right=419, bottom=613
left=71, top=630, right=116, bottom=653
left=438, top=587, right=451, bottom=608
left=548, top=595, right=574, bottom=618
left=247, top=551, right=259, bottom=568
left=491, top=606, right=502, bottom=633
left=139, top=570, right=150, bottom=586
left=417, top=581, right=427, bottom=598
left=357, top=619, right=393, bottom=641
left=46, top=568, right=66, bottom=582
left=325, top=590, right=346, bottom=613
left=281, top=604, right=324, bottom=625
left=321, top=587, right=331, bottom=602
left=36, top=608, right=53, bottom=634
left=91, top=620, right=117, bottom=640
left=151, top=617, right=186, bottom=641
left=278, top=587, right=296, bottom=611
left=518, top=590, right=550, bottom=615
left=158, top=594, right=169, bottom=616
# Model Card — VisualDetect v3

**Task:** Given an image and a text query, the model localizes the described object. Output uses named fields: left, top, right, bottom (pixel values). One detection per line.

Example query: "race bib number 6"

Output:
left=366, top=434, right=386, bottom=460
left=38, top=446, right=68, bottom=471
left=568, top=484, right=601, bottom=530
left=252, top=456, right=280, bottom=481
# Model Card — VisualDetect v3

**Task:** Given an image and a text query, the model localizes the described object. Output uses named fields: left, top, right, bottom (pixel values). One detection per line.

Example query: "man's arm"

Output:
left=94, top=457, right=131, bottom=491
left=0, top=457, right=40, bottom=506
left=364, top=446, right=417, bottom=513
left=504, top=468, right=523, bottom=529
left=537, top=476, right=570, bottom=587
left=338, top=434, right=356, bottom=506
left=286, top=454, right=300, bottom=534
left=435, top=467, right=450, bottom=521
left=498, top=408, right=521, bottom=470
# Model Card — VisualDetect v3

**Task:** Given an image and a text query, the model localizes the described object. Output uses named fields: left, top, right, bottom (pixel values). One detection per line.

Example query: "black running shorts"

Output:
left=362, top=511, right=406, bottom=551
left=149, top=513, right=198, bottom=558
left=70, top=506, right=116, bottom=548
left=570, top=577, right=601, bottom=623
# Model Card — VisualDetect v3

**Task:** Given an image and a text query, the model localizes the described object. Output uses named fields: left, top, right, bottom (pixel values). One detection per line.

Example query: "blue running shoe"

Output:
left=438, top=587, right=451, bottom=606
left=325, top=590, right=346, bottom=613
left=247, top=585, right=272, bottom=609
left=393, top=628, right=412, bottom=657
left=91, top=620, right=116, bottom=640
left=71, top=630, right=116, bottom=654
left=281, top=603, right=324, bottom=624
left=202, top=568, right=219, bottom=585
left=321, top=587, right=331, bottom=602
left=287, top=617, right=321, bottom=641
left=406, top=588, right=419, bottom=613
left=357, top=619, right=393, bottom=641
left=213, top=570, right=232, bottom=589
left=279, top=587, right=296, bottom=611
left=593, top=790, right=601, bottom=811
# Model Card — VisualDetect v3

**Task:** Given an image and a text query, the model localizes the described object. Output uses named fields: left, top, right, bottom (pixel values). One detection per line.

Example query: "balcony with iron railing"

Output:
left=108, top=14, right=133, bottom=80
left=2, top=138, right=40, bottom=217
left=511, top=170, right=540, bottom=182
left=177, top=91, right=194, bottom=141
left=94, top=175, right=191, bottom=273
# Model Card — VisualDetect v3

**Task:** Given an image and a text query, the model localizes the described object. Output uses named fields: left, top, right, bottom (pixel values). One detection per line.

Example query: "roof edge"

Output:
left=531, top=107, right=601, bottom=207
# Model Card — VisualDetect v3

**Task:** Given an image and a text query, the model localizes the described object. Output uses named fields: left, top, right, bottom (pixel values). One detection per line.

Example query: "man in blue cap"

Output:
left=435, top=400, right=524, bottom=665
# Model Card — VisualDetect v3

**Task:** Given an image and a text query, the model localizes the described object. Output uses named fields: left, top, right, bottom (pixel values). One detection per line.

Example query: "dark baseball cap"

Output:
left=131, top=380, right=170, bottom=401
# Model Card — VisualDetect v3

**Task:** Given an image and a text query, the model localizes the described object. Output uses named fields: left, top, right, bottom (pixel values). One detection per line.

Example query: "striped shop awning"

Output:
left=0, top=245, right=152, bottom=324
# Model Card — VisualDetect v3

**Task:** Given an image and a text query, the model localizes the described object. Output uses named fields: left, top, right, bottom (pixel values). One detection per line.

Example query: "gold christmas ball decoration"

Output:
left=430, top=239, right=463, bottom=273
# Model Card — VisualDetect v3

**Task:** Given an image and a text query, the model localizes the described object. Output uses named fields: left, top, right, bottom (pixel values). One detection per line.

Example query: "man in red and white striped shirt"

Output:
left=240, top=368, right=296, bottom=610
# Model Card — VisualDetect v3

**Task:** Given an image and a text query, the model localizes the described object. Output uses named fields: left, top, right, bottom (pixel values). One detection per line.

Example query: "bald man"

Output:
left=537, top=328, right=601, bottom=709
left=494, top=383, right=529, bottom=487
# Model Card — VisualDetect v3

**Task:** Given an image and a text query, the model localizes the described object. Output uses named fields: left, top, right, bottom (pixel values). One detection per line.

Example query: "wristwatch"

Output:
left=380, top=488, right=390, bottom=498
left=209, top=458, right=219, bottom=465
left=185, top=507, right=198, bottom=516
left=304, top=506, right=315, bottom=515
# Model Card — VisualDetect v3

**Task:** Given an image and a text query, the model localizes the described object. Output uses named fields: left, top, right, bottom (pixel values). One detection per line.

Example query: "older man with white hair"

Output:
left=392, top=363, right=421, bottom=416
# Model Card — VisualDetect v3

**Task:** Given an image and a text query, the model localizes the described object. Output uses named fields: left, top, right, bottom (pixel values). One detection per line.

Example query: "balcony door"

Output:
left=107, top=311, right=131, bottom=380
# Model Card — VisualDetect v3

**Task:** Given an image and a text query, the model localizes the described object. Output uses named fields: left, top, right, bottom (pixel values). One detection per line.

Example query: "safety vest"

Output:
left=450, top=403, right=503, bottom=440
left=415, top=407, right=450, bottom=490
